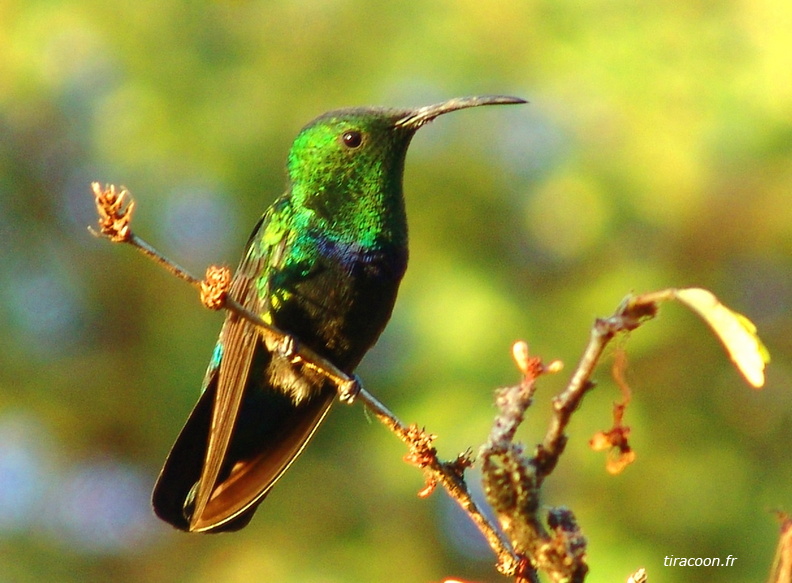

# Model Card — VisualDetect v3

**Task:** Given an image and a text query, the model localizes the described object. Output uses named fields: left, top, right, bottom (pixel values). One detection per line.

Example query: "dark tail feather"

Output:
left=152, top=376, right=333, bottom=533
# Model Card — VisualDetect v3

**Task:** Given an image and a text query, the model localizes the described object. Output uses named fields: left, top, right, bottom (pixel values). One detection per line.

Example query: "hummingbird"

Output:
left=152, top=95, right=526, bottom=533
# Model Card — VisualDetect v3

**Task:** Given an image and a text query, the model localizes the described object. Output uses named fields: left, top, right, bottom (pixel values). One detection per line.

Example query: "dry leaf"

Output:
left=675, top=288, right=769, bottom=388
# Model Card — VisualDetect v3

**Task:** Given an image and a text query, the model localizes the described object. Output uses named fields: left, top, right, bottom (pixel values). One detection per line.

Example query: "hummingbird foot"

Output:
left=272, top=333, right=298, bottom=362
left=337, top=375, right=361, bottom=404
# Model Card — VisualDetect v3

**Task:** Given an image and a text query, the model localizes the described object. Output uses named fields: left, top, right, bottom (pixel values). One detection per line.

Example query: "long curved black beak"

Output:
left=395, top=95, right=526, bottom=130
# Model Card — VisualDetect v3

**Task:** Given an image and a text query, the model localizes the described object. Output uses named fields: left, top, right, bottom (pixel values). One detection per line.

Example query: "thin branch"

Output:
left=534, top=297, right=657, bottom=482
left=90, top=183, right=520, bottom=576
left=357, top=385, right=521, bottom=577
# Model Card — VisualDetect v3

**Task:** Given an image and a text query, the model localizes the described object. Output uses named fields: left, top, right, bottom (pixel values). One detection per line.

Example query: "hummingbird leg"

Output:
left=267, top=332, right=360, bottom=401
left=272, top=333, right=298, bottom=362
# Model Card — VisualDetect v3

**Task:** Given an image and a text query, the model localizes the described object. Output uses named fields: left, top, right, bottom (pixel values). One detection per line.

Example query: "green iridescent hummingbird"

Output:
left=152, top=95, right=526, bottom=532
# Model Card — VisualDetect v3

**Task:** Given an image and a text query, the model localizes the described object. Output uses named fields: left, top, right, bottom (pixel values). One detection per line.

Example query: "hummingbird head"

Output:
left=287, top=95, right=526, bottom=193
left=285, top=95, right=525, bottom=245
left=286, top=106, right=415, bottom=198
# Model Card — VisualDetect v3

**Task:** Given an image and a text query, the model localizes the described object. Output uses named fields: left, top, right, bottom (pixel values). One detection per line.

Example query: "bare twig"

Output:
left=90, top=183, right=520, bottom=577
left=358, top=386, right=521, bottom=577
left=534, top=296, right=657, bottom=482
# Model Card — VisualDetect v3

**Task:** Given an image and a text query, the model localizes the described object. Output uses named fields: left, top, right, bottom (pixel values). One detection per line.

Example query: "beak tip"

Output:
left=480, top=95, right=528, bottom=106
left=396, top=94, right=527, bottom=130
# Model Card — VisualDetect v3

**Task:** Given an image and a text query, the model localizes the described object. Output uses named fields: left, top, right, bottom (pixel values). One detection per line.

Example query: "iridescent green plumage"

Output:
left=152, top=96, right=525, bottom=532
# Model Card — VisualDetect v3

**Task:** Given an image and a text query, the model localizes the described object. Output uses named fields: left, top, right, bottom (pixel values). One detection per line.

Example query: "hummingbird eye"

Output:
left=341, top=130, right=363, bottom=149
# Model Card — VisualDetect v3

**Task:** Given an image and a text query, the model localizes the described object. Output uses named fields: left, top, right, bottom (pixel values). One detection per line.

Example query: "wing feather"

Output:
left=154, top=196, right=340, bottom=532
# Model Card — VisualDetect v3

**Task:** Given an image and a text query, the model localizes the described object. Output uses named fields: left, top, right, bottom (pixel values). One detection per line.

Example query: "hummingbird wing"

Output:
left=152, top=205, right=335, bottom=532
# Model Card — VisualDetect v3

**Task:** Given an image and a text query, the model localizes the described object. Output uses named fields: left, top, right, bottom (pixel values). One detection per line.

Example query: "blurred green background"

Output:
left=1, top=0, right=790, bottom=581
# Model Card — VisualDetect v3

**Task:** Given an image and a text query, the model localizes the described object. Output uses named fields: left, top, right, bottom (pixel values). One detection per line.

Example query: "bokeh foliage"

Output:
left=1, top=0, right=790, bottom=581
